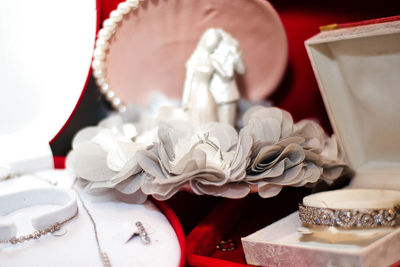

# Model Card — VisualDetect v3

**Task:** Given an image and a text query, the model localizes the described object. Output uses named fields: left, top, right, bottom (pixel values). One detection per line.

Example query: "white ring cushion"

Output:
left=303, top=189, right=400, bottom=210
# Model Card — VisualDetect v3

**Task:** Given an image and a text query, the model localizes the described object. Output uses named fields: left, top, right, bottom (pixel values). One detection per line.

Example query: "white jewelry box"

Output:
left=0, top=1, right=181, bottom=266
left=242, top=18, right=400, bottom=266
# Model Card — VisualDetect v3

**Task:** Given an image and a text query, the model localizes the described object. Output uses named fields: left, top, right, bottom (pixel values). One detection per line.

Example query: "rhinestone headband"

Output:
left=299, top=203, right=400, bottom=228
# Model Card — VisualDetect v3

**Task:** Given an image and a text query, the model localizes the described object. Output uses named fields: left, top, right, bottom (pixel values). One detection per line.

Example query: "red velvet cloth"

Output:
left=184, top=187, right=313, bottom=266
left=188, top=255, right=248, bottom=267
left=53, top=156, right=67, bottom=169
left=151, top=198, right=187, bottom=267
left=186, top=199, right=246, bottom=256
left=268, top=1, right=400, bottom=131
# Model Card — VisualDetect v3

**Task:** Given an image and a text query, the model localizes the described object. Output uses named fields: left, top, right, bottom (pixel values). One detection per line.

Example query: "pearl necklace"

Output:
left=92, top=0, right=144, bottom=112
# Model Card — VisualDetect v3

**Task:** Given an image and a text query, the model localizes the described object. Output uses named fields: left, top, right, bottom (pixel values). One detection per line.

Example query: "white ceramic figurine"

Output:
left=182, top=28, right=245, bottom=127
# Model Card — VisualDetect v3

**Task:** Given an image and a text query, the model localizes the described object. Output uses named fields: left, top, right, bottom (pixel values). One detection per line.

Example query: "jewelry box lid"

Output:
left=305, top=17, right=400, bottom=189
left=0, top=0, right=99, bottom=174
left=99, top=0, right=288, bottom=108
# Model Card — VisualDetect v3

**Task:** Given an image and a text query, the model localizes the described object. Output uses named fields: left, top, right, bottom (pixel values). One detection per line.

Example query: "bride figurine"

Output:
left=182, top=28, right=246, bottom=127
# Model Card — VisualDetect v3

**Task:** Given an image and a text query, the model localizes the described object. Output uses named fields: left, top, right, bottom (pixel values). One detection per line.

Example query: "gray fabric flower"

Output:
left=242, top=106, right=348, bottom=198
left=66, top=103, right=349, bottom=202
left=137, top=122, right=253, bottom=200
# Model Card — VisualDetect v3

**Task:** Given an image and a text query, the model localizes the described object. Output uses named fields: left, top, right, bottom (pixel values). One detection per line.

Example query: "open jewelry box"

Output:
left=242, top=18, right=400, bottom=267
left=0, top=1, right=183, bottom=266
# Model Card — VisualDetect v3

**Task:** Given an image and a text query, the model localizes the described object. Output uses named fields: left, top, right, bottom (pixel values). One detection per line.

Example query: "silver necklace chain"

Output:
left=73, top=186, right=112, bottom=267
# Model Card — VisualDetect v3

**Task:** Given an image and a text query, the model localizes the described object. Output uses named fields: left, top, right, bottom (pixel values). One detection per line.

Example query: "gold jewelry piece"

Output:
left=0, top=210, right=78, bottom=245
left=299, top=203, right=400, bottom=229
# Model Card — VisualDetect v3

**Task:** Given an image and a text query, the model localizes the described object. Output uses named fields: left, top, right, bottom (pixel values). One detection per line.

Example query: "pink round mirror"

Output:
left=95, top=0, right=287, bottom=108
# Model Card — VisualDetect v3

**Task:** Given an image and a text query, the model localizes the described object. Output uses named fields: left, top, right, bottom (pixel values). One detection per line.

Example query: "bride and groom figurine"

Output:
left=182, top=28, right=246, bottom=127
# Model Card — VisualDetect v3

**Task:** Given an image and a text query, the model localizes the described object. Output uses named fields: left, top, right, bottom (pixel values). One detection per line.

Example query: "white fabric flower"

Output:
left=66, top=115, right=147, bottom=201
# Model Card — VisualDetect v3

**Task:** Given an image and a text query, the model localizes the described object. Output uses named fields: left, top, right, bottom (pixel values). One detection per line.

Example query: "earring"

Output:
left=125, top=221, right=150, bottom=244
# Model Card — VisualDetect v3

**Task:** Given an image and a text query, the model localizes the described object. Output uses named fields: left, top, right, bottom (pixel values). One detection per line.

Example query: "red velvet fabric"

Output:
left=186, top=199, right=246, bottom=256
left=151, top=198, right=187, bottom=267
left=184, top=187, right=313, bottom=266
left=267, top=2, right=400, bottom=131
left=53, top=156, right=67, bottom=169
left=188, top=255, right=248, bottom=267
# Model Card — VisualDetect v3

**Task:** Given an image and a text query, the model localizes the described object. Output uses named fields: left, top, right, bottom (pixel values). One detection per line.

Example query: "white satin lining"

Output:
left=0, top=188, right=78, bottom=240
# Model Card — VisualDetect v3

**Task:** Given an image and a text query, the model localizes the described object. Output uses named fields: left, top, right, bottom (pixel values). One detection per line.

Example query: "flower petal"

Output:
left=257, top=182, right=283, bottom=198
left=202, top=122, right=238, bottom=151
left=114, top=173, right=145, bottom=194
left=72, top=127, right=99, bottom=148
left=66, top=143, right=116, bottom=182
left=190, top=181, right=250, bottom=198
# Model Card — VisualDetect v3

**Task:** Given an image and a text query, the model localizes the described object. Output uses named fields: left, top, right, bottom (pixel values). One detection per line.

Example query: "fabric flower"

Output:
left=66, top=100, right=349, bottom=203
left=293, top=119, right=348, bottom=185
left=242, top=106, right=348, bottom=198
left=66, top=115, right=148, bottom=202
left=136, top=122, right=253, bottom=200
left=66, top=96, right=187, bottom=203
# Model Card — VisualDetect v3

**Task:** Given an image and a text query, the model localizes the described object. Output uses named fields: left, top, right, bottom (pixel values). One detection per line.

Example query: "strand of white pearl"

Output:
left=92, top=0, right=142, bottom=113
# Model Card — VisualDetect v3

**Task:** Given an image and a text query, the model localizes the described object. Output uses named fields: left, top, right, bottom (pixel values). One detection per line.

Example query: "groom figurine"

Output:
left=209, top=29, right=246, bottom=126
